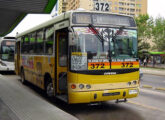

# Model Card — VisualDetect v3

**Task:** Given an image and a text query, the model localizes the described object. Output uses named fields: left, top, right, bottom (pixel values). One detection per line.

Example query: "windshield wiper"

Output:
left=88, top=24, right=105, bottom=51
left=112, top=26, right=125, bottom=42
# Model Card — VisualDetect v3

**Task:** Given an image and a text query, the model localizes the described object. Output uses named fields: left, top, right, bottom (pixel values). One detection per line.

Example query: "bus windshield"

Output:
left=70, top=27, right=137, bottom=71
left=112, top=35, right=137, bottom=59
left=0, top=40, right=15, bottom=62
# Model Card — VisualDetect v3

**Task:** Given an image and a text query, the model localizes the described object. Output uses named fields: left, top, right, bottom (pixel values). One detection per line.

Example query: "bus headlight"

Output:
left=0, top=61, right=7, bottom=66
left=127, top=82, right=131, bottom=86
left=86, top=84, right=91, bottom=89
left=133, top=80, right=137, bottom=85
left=79, top=84, right=84, bottom=89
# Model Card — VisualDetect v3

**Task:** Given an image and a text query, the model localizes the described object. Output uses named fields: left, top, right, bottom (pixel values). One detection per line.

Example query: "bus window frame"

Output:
left=45, top=25, right=55, bottom=55
left=21, top=36, right=28, bottom=54
left=29, top=32, right=37, bottom=54
left=36, top=29, right=44, bottom=55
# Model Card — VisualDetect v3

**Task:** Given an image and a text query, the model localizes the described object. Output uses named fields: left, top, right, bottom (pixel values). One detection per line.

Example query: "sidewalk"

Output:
left=141, top=67, right=165, bottom=76
left=0, top=74, right=78, bottom=120
left=145, top=63, right=165, bottom=69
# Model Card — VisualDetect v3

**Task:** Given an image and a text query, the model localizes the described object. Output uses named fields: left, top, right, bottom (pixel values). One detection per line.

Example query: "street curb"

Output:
left=142, top=85, right=153, bottom=89
left=155, top=87, right=165, bottom=91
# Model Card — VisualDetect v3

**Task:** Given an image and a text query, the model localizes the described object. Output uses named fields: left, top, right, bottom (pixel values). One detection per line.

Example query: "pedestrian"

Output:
left=143, top=58, right=147, bottom=67
left=153, top=58, right=156, bottom=67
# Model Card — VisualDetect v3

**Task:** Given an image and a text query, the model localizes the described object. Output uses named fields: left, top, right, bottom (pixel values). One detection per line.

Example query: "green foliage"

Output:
left=135, top=14, right=152, bottom=56
left=152, top=17, right=165, bottom=51
left=136, top=15, right=165, bottom=52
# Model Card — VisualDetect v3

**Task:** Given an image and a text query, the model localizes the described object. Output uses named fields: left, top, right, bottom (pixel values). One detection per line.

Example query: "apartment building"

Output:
left=63, top=0, right=147, bottom=16
left=54, top=0, right=68, bottom=15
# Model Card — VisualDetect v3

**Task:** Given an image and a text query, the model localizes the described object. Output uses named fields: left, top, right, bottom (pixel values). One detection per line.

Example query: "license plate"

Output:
left=129, top=89, right=138, bottom=95
left=102, top=92, right=120, bottom=96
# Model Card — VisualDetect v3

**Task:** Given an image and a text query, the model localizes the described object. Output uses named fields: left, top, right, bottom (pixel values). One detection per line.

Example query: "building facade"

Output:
left=64, top=0, right=147, bottom=16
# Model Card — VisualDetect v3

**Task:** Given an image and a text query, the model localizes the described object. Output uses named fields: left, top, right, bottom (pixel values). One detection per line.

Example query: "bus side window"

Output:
left=45, top=27, right=54, bottom=55
left=59, top=36, right=67, bottom=67
left=29, top=32, right=36, bottom=54
left=21, top=36, right=30, bottom=54
left=21, top=37, right=24, bottom=53
left=36, top=30, right=44, bottom=54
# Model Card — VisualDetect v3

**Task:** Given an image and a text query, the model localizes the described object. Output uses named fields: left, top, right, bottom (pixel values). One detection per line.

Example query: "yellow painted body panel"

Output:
left=69, top=88, right=139, bottom=104
left=21, top=55, right=55, bottom=89
left=68, top=71, right=139, bottom=103
left=68, top=71, right=139, bottom=85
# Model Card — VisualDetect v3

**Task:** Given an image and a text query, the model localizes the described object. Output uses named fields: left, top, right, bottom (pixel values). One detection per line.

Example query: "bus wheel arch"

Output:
left=44, top=73, right=53, bottom=97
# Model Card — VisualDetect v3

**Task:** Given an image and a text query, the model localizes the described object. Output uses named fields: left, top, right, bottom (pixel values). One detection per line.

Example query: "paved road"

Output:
left=1, top=74, right=165, bottom=120
left=141, top=74, right=165, bottom=91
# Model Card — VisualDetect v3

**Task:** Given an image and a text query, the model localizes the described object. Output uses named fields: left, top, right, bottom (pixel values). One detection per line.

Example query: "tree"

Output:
left=135, top=14, right=153, bottom=58
left=152, top=17, right=165, bottom=51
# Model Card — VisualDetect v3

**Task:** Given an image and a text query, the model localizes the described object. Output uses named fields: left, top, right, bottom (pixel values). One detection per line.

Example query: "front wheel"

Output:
left=21, top=68, right=26, bottom=84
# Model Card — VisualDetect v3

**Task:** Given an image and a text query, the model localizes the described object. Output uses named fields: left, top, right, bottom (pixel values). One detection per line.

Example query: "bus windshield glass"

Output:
left=70, top=27, right=137, bottom=71
left=0, top=40, right=15, bottom=62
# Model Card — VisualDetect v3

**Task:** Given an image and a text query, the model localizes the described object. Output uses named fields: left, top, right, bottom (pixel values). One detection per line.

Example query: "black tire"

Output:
left=45, top=77, right=54, bottom=97
left=21, top=68, right=26, bottom=84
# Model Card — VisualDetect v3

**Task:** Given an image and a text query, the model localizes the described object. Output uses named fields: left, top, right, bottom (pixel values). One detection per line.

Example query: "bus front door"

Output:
left=56, top=33, right=68, bottom=96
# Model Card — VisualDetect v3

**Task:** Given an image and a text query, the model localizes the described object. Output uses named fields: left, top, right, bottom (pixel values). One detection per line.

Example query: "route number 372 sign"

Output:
left=94, top=1, right=111, bottom=12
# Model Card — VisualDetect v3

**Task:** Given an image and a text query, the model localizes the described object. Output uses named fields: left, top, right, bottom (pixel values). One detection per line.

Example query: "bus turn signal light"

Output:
left=71, top=84, right=76, bottom=89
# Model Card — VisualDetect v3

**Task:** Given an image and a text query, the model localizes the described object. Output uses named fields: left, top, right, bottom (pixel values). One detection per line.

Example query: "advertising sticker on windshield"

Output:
left=71, top=52, right=87, bottom=70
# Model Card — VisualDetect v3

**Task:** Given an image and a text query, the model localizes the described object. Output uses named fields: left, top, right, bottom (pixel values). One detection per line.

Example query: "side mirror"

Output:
left=69, top=33, right=76, bottom=46
left=69, top=32, right=78, bottom=46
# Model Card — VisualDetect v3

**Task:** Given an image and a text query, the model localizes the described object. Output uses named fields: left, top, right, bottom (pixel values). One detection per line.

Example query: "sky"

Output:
left=7, top=0, right=165, bottom=36
left=148, top=0, right=165, bottom=18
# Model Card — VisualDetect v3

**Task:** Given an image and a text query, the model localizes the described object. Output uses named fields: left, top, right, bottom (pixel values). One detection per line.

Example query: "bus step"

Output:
left=115, top=98, right=127, bottom=103
left=56, top=95, right=68, bottom=103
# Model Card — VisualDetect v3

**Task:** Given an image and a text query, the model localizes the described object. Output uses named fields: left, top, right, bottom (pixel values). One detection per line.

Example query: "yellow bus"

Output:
left=15, top=10, right=139, bottom=104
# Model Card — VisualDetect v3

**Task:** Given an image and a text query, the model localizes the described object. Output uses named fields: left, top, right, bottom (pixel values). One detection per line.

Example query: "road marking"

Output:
left=142, top=85, right=153, bottom=88
left=155, top=87, right=165, bottom=91
left=140, top=88, right=165, bottom=97
left=141, top=85, right=165, bottom=92
left=128, top=100, right=165, bottom=112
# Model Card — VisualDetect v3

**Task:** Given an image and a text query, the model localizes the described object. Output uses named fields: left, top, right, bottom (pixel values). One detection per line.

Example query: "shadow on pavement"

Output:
left=0, top=71, right=15, bottom=75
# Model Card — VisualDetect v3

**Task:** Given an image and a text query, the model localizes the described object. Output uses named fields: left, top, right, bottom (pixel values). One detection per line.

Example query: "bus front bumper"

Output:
left=68, top=87, right=139, bottom=104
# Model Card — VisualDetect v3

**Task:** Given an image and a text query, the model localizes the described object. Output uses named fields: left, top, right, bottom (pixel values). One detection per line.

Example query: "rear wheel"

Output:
left=21, top=68, right=26, bottom=84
